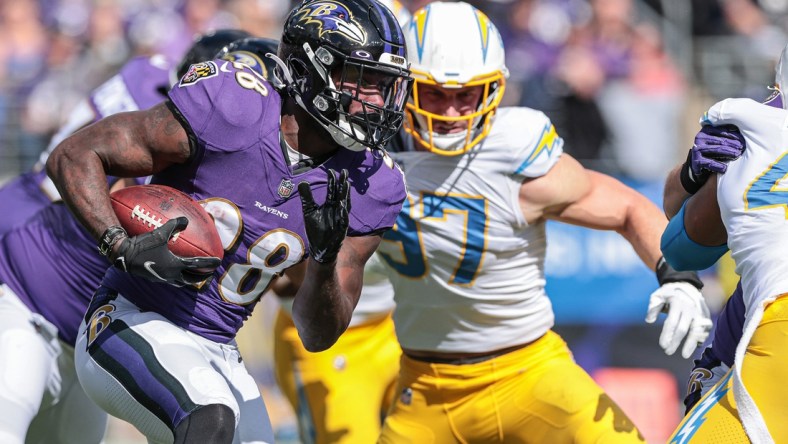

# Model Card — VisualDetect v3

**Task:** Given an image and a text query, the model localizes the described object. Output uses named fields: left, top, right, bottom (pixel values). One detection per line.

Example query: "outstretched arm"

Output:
left=521, top=154, right=666, bottom=268
left=291, top=168, right=384, bottom=352
left=521, top=154, right=711, bottom=358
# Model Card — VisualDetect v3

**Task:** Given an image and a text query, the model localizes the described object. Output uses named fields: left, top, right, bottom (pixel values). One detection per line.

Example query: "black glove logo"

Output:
left=114, top=217, right=221, bottom=287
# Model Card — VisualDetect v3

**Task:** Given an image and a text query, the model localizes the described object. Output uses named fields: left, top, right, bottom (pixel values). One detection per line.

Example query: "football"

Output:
left=110, top=184, right=223, bottom=260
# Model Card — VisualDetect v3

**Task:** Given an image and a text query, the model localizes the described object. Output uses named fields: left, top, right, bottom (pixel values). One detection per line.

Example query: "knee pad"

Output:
left=174, top=404, right=235, bottom=444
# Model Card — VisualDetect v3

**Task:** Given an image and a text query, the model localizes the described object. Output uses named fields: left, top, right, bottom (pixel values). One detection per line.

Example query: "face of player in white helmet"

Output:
left=403, top=1, right=508, bottom=156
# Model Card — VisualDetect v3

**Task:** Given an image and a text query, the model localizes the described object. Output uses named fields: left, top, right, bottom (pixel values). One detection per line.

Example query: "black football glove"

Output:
left=112, top=217, right=221, bottom=287
left=298, top=169, right=351, bottom=264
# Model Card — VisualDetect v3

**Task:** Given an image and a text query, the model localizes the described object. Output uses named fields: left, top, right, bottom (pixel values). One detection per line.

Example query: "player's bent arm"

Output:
left=664, top=164, right=691, bottom=219
left=270, top=261, right=307, bottom=299
left=46, top=102, right=192, bottom=242
left=292, top=234, right=380, bottom=352
left=683, top=175, right=727, bottom=245
left=521, top=154, right=666, bottom=268
left=662, top=175, right=728, bottom=271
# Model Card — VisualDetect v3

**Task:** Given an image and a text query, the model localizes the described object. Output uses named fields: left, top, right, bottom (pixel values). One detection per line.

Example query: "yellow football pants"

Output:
left=378, top=330, right=645, bottom=443
left=274, top=308, right=400, bottom=444
left=670, top=295, right=788, bottom=443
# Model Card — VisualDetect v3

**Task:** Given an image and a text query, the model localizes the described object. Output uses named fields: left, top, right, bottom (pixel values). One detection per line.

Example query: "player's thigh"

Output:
left=26, top=345, right=108, bottom=444
left=274, top=310, right=400, bottom=444
left=740, top=296, right=788, bottom=440
left=223, top=340, right=274, bottom=444
left=378, top=371, right=456, bottom=444
left=314, top=315, right=400, bottom=443
left=0, top=286, right=58, bottom=443
left=76, top=293, right=241, bottom=443
left=502, top=355, right=645, bottom=443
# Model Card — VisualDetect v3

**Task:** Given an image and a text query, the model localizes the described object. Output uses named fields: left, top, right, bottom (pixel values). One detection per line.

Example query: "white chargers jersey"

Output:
left=379, top=107, right=564, bottom=353
left=708, top=98, right=788, bottom=442
left=710, top=98, right=788, bottom=312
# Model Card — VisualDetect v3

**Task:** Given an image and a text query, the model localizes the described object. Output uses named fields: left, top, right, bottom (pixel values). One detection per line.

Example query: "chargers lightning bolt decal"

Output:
left=410, top=5, right=431, bottom=63
left=670, top=370, right=733, bottom=443
left=515, top=123, right=563, bottom=174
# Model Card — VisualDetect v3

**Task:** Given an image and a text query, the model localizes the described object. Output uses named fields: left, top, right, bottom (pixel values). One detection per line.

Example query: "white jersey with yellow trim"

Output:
left=706, top=97, right=788, bottom=443
left=379, top=106, right=564, bottom=353
left=710, top=98, right=788, bottom=311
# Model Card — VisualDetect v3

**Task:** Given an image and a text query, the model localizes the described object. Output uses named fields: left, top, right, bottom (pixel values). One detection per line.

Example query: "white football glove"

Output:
left=645, top=282, right=713, bottom=359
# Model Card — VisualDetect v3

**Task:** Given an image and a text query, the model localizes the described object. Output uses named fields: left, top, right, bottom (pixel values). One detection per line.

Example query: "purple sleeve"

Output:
left=167, top=60, right=276, bottom=151
left=117, top=55, right=172, bottom=110
left=346, top=155, right=406, bottom=236
left=88, top=56, right=171, bottom=119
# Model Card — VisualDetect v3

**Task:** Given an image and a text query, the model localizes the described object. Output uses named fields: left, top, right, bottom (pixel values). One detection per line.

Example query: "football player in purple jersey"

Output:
left=0, top=29, right=252, bottom=235
left=46, top=0, right=412, bottom=442
left=0, top=30, right=251, bottom=444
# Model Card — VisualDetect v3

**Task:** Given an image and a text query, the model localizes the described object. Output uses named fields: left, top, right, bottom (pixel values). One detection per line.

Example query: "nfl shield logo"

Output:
left=278, top=179, right=294, bottom=198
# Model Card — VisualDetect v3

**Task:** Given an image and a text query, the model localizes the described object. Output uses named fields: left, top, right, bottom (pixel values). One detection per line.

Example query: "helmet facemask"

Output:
left=304, top=44, right=412, bottom=151
left=406, top=71, right=506, bottom=155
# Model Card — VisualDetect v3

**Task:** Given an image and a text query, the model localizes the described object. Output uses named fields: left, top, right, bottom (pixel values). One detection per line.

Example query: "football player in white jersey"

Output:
left=271, top=2, right=409, bottom=443
left=375, top=3, right=713, bottom=442
left=662, top=43, right=788, bottom=444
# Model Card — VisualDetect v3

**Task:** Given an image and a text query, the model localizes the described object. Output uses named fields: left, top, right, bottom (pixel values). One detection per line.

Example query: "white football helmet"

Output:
left=403, top=2, right=509, bottom=155
left=376, top=0, right=412, bottom=27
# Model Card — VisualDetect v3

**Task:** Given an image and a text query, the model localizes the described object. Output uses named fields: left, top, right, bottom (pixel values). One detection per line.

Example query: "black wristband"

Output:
left=679, top=150, right=707, bottom=195
left=655, top=256, right=704, bottom=290
left=98, top=225, right=128, bottom=257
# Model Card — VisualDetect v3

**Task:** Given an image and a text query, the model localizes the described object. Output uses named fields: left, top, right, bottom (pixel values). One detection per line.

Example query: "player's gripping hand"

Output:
left=647, top=283, right=712, bottom=358
left=646, top=258, right=713, bottom=359
left=680, top=124, right=745, bottom=193
left=111, top=217, right=221, bottom=287
left=299, top=169, right=351, bottom=264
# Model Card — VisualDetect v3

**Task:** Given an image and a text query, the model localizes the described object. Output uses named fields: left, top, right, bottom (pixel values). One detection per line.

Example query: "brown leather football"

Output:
left=110, top=184, right=223, bottom=260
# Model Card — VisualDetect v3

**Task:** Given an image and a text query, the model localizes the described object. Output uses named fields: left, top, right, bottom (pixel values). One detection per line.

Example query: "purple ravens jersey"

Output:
left=0, top=203, right=108, bottom=344
left=0, top=174, right=52, bottom=234
left=102, top=59, right=406, bottom=343
left=0, top=55, right=172, bottom=234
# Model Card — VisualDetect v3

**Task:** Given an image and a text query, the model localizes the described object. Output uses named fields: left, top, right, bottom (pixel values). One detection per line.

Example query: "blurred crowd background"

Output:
left=0, top=0, right=785, bottom=442
left=2, top=0, right=787, bottom=179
